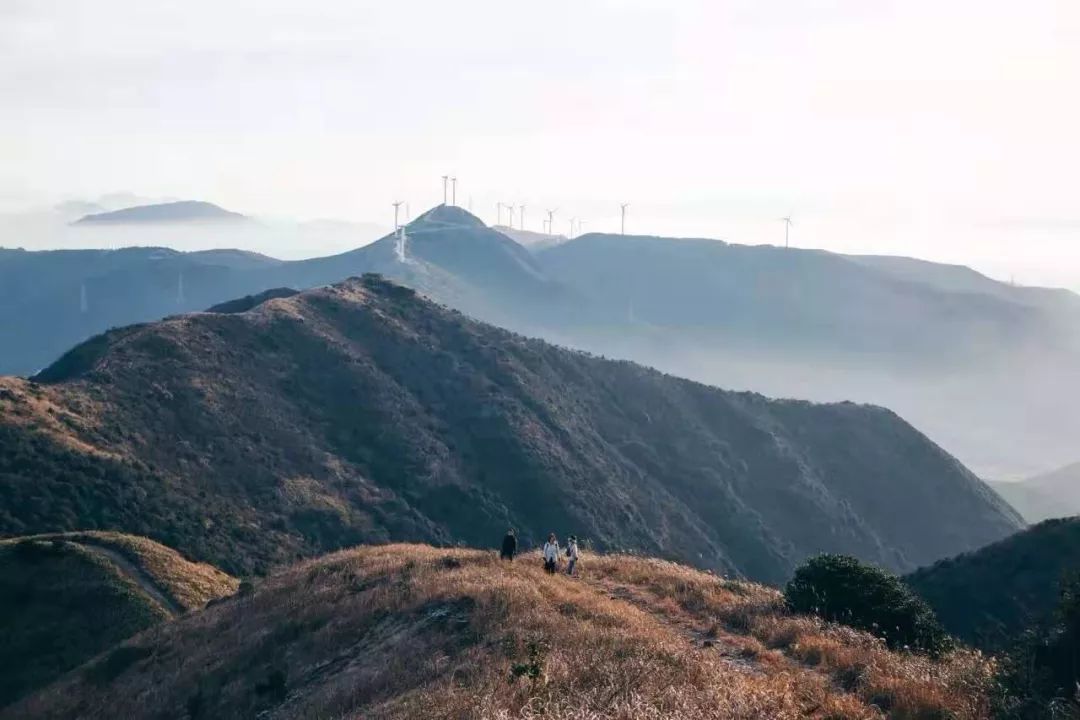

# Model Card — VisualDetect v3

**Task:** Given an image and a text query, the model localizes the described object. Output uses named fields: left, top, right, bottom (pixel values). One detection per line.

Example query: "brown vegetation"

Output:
left=11, top=545, right=994, bottom=720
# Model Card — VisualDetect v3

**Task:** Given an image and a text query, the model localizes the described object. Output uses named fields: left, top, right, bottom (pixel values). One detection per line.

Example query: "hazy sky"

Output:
left=3, top=1, right=1079, bottom=286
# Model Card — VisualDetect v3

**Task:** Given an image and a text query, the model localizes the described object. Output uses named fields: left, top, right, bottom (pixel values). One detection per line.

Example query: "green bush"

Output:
left=784, top=554, right=952, bottom=657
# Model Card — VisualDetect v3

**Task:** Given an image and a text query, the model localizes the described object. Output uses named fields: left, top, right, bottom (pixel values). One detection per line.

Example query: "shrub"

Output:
left=784, top=554, right=952, bottom=657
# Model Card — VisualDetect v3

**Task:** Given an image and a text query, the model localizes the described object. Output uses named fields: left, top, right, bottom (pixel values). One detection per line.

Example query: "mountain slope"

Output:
left=7, top=545, right=996, bottom=720
left=74, top=201, right=246, bottom=224
left=906, top=517, right=1080, bottom=649
left=0, top=532, right=235, bottom=708
left=0, top=275, right=1020, bottom=582
left=533, top=233, right=1080, bottom=477
left=990, top=462, right=1080, bottom=522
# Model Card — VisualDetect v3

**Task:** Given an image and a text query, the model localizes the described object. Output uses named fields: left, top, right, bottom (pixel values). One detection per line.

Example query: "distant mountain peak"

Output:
left=74, top=200, right=246, bottom=225
left=408, top=204, right=487, bottom=229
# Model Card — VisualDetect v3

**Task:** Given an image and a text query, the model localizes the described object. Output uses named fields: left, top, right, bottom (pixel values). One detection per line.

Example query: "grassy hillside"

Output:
left=906, top=517, right=1080, bottom=648
left=0, top=275, right=1020, bottom=582
left=8, top=545, right=996, bottom=720
left=0, top=532, right=235, bottom=708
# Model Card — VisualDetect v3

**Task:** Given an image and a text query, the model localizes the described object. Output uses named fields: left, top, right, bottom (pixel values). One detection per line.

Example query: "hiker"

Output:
left=542, top=533, right=559, bottom=574
left=500, top=529, right=517, bottom=561
left=566, top=535, right=580, bottom=576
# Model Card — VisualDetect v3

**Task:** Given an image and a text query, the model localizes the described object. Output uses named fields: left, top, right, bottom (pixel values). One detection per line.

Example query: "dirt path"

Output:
left=80, top=542, right=184, bottom=615
left=584, top=575, right=761, bottom=674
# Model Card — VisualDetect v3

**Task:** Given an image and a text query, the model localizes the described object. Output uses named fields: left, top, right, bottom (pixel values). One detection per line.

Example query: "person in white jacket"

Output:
left=542, top=533, right=559, bottom=574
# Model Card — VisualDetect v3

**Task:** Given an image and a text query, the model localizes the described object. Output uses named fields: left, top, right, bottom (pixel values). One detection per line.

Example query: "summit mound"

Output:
left=0, top=275, right=1019, bottom=581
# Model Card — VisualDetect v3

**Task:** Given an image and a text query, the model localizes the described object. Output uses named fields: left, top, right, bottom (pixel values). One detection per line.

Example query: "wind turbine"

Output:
left=519, top=205, right=526, bottom=231
left=450, top=177, right=457, bottom=206
left=441, top=176, right=449, bottom=205
left=507, top=204, right=516, bottom=229
left=568, top=217, right=576, bottom=239
left=620, top=203, right=629, bottom=235
left=546, top=209, right=557, bottom=237
left=578, top=219, right=587, bottom=235
left=781, top=215, right=793, bottom=248
left=496, top=202, right=504, bottom=226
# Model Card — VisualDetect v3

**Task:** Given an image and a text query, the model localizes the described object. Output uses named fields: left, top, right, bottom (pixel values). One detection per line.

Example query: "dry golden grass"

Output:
left=586, top=554, right=995, bottom=720
left=8, top=545, right=993, bottom=720
left=0, top=377, right=111, bottom=458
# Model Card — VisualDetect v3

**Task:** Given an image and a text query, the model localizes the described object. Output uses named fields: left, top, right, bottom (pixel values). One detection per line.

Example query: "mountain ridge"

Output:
left=6, top=208, right=1080, bottom=476
left=0, top=275, right=1020, bottom=583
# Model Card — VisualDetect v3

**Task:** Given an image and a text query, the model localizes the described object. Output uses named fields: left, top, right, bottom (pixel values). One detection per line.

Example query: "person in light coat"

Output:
left=542, top=533, right=559, bottom=574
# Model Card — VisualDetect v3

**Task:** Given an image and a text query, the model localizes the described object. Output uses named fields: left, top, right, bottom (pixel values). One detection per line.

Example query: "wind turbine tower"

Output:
left=450, top=177, right=457, bottom=206
left=546, top=209, right=556, bottom=237
left=496, top=202, right=504, bottom=226
left=393, top=201, right=406, bottom=262
left=441, top=176, right=449, bottom=205
left=568, top=218, right=576, bottom=239
left=620, top=203, right=629, bottom=235
left=782, top=215, right=793, bottom=249
left=507, top=204, right=516, bottom=230
left=519, top=205, right=526, bottom=231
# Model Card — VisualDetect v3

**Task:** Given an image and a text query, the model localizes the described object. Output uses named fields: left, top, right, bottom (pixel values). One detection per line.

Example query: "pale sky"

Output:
left=3, top=1, right=1079, bottom=287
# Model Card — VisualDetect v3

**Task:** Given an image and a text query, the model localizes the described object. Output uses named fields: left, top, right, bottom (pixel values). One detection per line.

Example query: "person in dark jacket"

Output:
left=500, top=529, right=517, bottom=561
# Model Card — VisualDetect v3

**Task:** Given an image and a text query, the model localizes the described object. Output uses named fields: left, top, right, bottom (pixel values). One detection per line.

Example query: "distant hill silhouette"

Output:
left=74, top=201, right=247, bottom=225
left=0, top=246, right=280, bottom=375
left=0, top=532, right=234, bottom=707
left=906, top=517, right=1080, bottom=649
left=494, top=224, right=568, bottom=251
left=0, top=276, right=1020, bottom=582
left=990, top=462, right=1080, bottom=522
